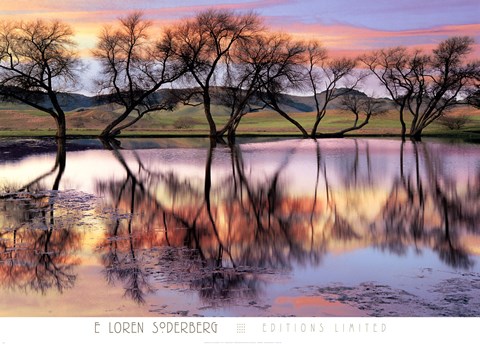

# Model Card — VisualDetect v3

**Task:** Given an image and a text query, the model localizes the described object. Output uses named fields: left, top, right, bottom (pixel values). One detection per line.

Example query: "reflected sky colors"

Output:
left=1, top=138, right=479, bottom=316
left=0, top=0, right=478, bottom=55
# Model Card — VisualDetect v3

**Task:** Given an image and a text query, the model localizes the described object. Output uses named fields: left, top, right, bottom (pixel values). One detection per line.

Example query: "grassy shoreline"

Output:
left=1, top=129, right=479, bottom=142
left=1, top=104, right=479, bottom=141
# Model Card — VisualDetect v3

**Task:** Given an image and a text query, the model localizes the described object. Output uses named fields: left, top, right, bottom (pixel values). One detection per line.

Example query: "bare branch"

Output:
left=94, top=12, right=186, bottom=137
left=0, top=19, right=80, bottom=137
left=361, top=37, right=480, bottom=139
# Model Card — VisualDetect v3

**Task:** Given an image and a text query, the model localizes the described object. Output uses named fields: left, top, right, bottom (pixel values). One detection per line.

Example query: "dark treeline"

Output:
left=0, top=9, right=479, bottom=140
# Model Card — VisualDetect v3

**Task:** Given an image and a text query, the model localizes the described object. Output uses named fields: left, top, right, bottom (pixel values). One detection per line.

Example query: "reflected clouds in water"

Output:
left=95, top=139, right=480, bottom=304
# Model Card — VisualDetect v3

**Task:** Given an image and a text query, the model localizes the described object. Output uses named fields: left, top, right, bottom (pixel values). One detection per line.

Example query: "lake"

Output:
left=0, top=137, right=479, bottom=316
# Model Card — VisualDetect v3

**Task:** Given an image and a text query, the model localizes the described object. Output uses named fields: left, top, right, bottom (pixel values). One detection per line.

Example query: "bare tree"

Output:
left=214, top=33, right=272, bottom=140
left=165, top=9, right=262, bottom=138
left=305, top=41, right=360, bottom=137
left=437, top=113, right=472, bottom=130
left=339, top=93, right=384, bottom=136
left=252, top=33, right=309, bottom=137
left=95, top=12, right=185, bottom=138
left=0, top=20, right=80, bottom=138
left=361, top=36, right=480, bottom=140
left=244, top=37, right=365, bottom=138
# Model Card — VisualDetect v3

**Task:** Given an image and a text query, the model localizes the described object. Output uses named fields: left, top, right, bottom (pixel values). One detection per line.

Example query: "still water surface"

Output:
left=0, top=138, right=479, bottom=316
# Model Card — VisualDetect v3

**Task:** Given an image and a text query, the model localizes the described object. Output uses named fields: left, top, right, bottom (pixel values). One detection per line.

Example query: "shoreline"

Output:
left=1, top=131, right=480, bottom=141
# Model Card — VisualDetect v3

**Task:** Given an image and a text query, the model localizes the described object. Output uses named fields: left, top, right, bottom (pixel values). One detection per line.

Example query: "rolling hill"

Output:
left=0, top=88, right=478, bottom=137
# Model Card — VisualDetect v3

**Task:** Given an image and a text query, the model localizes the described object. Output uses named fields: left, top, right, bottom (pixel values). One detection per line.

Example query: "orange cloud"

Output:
left=1, top=3, right=478, bottom=58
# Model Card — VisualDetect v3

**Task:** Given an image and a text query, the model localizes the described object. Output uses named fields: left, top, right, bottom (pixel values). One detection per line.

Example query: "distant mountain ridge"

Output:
left=2, top=87, right=394, bottom=113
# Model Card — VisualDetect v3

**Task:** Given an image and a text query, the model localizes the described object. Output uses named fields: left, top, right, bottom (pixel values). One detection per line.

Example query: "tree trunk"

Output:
left=311, top=117, right=321, bottom=138
left=332, top=114, right=371, bottom=137
left=99, top=107, right=136, bottom=138
left=227, top=125, right=236, bottom=144
left=399, top=107, right=407, bottom=139
left=203, top=91, right=217, bottom=137
left=271, top=103, right=308, bottom=138
left=47, top=91, right=68, bottom=139
left=100, top=117, right=122, bottom=138
left=54, top=113, right=67, bottom=138
left=410, top=128, right=423, bottom=141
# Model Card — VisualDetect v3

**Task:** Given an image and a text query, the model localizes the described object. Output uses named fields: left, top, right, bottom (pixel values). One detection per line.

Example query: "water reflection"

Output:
left=0, top=139, right=81, bottom=294
left=95, top=144, right=275, bottom=304
left=95, top=139, right=480, bottom=304
left=1, top=138, right=479, bottom=311
left=377, top=142, right=479, bottom=268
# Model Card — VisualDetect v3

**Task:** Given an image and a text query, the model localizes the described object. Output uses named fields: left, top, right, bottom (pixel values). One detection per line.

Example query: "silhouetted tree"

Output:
left=222, top=35, right=367, bottom=139
left=214, top=33, right=272, bottom=140
left=437, top=114, right=472, bottom=130
left=95, top=12, right=185, bottom=138
left=252, top=34, right=309, bottom=137
left=0, top=20, right=80, bottom=138
left=165, top=9, right=262, bottom=138
left=361, top=36, right=480, bottom=140
left=305, top=41, right=361, bottom=137
left=338, top=93, right=384, bottom=135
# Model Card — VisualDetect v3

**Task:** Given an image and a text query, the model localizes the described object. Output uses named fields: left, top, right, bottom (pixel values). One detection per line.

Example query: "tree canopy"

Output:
left=0, top=20, right=80, bottom=138
left=361, top=36, right=480, bottom=139
left=1, top=11, right=479, bottom=141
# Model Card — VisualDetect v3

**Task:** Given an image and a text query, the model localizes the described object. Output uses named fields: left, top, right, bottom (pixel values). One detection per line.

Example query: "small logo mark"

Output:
left=236, top=323, right=246, bottom=334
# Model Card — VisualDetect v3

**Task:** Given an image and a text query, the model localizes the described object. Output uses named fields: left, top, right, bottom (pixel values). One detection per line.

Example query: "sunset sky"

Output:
left=0, top=0, right=478, bottom=56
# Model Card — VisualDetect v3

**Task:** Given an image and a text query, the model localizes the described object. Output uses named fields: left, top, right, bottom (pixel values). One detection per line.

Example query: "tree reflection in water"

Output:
left=96, top=139, right=480, bottom=305
left=377, top=142, right=479, bottom=268
left=0, top=139, right=81, bottom=294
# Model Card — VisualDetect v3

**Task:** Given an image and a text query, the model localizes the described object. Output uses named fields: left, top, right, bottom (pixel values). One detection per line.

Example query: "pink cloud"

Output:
left=1, top=1, right=478, bottom=58
left=269, top=19, right=480, bottom=53
left=0, top=0, right=290, bottom=16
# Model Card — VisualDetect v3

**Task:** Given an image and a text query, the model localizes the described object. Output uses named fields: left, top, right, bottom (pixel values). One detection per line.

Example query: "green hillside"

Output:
left=1, top=90, right=479, bottom=139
